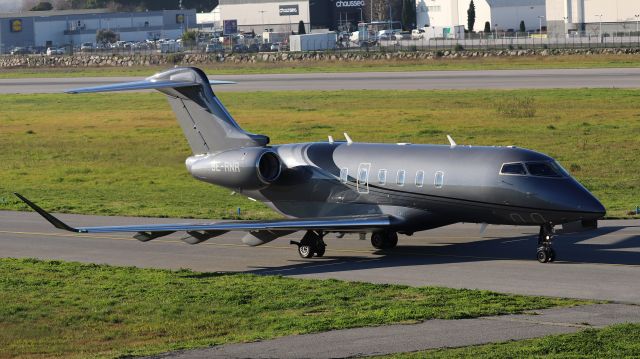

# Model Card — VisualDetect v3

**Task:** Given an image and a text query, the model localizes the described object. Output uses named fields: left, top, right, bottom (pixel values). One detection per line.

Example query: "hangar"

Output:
left=416, top=0, right=546, bottom=32
left=0, top=8, right=196, bottom=52
left=546, top=0, right=640, bottom=37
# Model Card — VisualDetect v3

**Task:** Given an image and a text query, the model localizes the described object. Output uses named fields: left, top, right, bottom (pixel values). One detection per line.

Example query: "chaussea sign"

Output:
left=335, top=0, right=365, bottom=7
left=279, top=5, right=299, bottom=16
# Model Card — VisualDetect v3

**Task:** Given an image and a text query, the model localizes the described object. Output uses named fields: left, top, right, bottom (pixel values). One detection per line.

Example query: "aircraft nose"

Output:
left=575, top=186, right=606, bottom=219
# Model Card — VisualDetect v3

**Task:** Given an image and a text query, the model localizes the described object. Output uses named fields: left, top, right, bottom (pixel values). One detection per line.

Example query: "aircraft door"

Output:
left=357, top=163, right=371, bottom=194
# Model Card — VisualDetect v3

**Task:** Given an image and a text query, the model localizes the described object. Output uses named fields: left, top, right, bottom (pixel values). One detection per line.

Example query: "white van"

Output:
left=411, top=29, right=425, bottom=40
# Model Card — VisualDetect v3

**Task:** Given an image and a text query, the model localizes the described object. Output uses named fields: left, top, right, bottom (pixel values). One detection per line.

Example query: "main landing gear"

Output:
left=370, top=230, right=398, bottom=250
left=536, top=223, right=556, bottom=263
left=290, top=231, right=326, bottom=259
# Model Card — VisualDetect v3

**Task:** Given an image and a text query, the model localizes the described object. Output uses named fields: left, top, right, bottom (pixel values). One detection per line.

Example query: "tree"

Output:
left=484, top=21, right=491, bottom=33
left=298, top=20, right=306, bottom=34
left=401, top=0, right=415, bottom=30
left=181, top=30, right=197, bottom=47
left=466, top=0, right=475, bottom=32
left=519, top=20, right=526, bottom=33
left=31, top=1, right=53, bottom=10
left=96, top=29, right=117, bottom=44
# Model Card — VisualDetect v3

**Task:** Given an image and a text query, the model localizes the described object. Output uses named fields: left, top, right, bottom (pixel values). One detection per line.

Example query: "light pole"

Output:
left=259, top=10, right=266, bottom=31
left=635, top=14, right=639, bottom=34
left=538, top=15, right=544, bottom=34
left=360, top=7, right=363, bottom=23
left=596, top=14, right=603, bottom=40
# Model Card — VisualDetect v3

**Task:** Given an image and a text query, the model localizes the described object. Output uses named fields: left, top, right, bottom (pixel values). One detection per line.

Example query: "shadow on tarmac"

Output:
left=247, top=225, right=640, bottom=276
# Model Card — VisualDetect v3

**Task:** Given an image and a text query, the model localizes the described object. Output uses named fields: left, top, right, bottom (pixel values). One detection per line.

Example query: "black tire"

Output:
left=386, top=232, right=398, bottom=249
left=536, top=247, right=549, bottom=263
left=371, top=232, right=386, bottom=249
left=315, top=245, right=326, bottom=257
left=298, top=245, right=314, bottom=259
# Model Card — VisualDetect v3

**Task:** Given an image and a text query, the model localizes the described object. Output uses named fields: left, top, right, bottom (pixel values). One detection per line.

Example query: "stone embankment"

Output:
left=0, top=47, right=638, bottom=68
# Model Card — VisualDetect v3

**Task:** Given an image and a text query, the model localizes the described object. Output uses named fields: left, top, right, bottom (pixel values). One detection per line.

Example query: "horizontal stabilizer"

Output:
left=66, top=79, right=235, bottom=94
left=15, top=193, right=394, bottom=236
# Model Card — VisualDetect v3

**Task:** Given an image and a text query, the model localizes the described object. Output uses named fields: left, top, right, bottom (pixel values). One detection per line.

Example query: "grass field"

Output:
left=0, top=89, right=638, bottom=218
left=0, top=258, right=587, bottom=358
left=0, top=54, right=639, bottom=78
left=383, top=323, right=640, bottom=358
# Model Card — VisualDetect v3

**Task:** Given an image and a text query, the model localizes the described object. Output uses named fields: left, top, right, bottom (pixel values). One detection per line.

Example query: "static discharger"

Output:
left=447, top=135, right=457, bottom=148
left=344, top=132, right=353, bottom=145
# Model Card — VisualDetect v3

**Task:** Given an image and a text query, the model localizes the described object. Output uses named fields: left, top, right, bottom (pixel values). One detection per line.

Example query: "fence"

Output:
left=3, top=33, right=640, bottom=56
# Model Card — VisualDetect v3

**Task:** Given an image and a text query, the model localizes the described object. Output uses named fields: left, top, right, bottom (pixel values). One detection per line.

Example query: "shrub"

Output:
left=454, top=43, right=464, bottom=51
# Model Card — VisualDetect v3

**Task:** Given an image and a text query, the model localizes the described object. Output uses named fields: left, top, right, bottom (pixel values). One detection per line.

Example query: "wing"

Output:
left=15, top=193, right=393, bottom=241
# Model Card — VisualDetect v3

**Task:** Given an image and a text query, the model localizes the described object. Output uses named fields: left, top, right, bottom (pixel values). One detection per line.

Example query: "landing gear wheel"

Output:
left=536, top=224, right=556, bottom=263
left=536, top=247, right=550, bottom=263
left=298, top=244, right=314, bottom=258
left=371, top=231, right=398, bottom=250
left=293, top=231, right=326, bottom=259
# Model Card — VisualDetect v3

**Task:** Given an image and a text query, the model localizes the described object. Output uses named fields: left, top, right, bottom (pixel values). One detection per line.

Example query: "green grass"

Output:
left=0, top=258, right=587, bottom=358
left=1, top=53, right=639, bottom=78
left=0, top=89, right=638, bottom=218
left=382, top=323, right=640, bottom=358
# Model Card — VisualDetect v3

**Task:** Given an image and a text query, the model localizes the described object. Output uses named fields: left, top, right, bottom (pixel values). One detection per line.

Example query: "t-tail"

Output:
left=66, top=67, right=269, bottom=154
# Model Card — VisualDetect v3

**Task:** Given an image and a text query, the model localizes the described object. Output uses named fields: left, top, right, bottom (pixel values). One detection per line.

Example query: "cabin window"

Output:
left=378, top=169, right=387, bottom=185
left=500, top=163, right=527, bottom=175
left=434, top=171, right=444, bottom=188
left=525, top=162, right=563, bottom=178
left=415, top=170, right=425, bottom=187
left=340, top=168, right=348, bottom=183
left=358, top=167, right=369, bottom=183
left=396, top=170, right=405, bottom=186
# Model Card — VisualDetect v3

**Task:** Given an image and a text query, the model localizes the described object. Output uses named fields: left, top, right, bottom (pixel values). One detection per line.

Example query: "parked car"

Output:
left=80, top=42, right=94, bottom=52
left=10, top=47, right=30, bottom=55
left=259, top=42, right=273, bottom=52
left=411, top=29, right=425, bottom=40
left=377, top=30, right=394, bottom=40
left=248, top=43, right=260, bottom=53
left=232, top=44, right=248, bottom=53
left=205, top=43, right=224, bottom=53
left=393, top=31, right=410, bottom=40
left=46, top=47, right=64, bottom=55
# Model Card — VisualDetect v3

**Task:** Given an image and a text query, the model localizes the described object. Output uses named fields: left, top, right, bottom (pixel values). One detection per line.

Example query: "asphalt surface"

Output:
left=2, top=68, right=640, bottom=93
left=2, top=211, right=639, bottom=303
left=153, top=304, right=640, bottom=358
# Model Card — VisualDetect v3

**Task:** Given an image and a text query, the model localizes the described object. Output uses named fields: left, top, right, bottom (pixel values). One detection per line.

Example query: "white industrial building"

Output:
left=416, top=0, right=546, bottom=32
left=216, top=0, right=310, bottom=34
left=546, top=0, right=640, bottom=37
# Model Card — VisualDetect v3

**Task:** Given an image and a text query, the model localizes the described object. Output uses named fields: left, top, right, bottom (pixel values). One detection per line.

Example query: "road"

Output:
left=1, top=68, right=640, bottom=93
left=2, top=210, right=639, bottom=303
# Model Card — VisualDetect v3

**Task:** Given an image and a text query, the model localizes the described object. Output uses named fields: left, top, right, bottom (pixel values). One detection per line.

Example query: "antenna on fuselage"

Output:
left=344, top=132, right=353, bottom=145
left=328, top=135, right=334, bottom=144
left=447, top=135, right=457, bottom=148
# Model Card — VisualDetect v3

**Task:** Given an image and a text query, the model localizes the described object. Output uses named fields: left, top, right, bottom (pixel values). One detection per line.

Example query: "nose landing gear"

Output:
left=536, top=224, right=556, bottom=263
left=290, top=230, right=326, bottom=259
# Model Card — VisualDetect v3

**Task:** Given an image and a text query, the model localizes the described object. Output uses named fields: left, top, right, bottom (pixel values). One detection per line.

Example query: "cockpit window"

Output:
left=525, top=162, right=563, bottom=177
left=500, top=163, right=526, bottom=175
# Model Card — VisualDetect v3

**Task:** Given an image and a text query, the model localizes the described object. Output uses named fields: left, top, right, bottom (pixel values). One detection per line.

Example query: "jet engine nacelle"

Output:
left=186, top=147, right=282, bottom=190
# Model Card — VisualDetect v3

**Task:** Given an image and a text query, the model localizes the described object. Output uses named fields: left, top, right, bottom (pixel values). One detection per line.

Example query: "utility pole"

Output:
left=538, top=15, right=544, bottom=34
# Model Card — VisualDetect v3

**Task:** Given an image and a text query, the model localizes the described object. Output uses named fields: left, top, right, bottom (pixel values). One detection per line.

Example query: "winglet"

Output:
left=13, top=193, right=79, bottom=232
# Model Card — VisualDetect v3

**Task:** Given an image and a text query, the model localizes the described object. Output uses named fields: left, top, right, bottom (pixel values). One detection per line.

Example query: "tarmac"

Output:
left=1, top=211, right=639, bottom=304
left=2, top=67, right=640, bottom=93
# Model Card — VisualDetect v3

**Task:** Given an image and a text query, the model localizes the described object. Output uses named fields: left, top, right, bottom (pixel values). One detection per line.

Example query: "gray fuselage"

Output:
left=197, top=141, right=606, bottom=234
